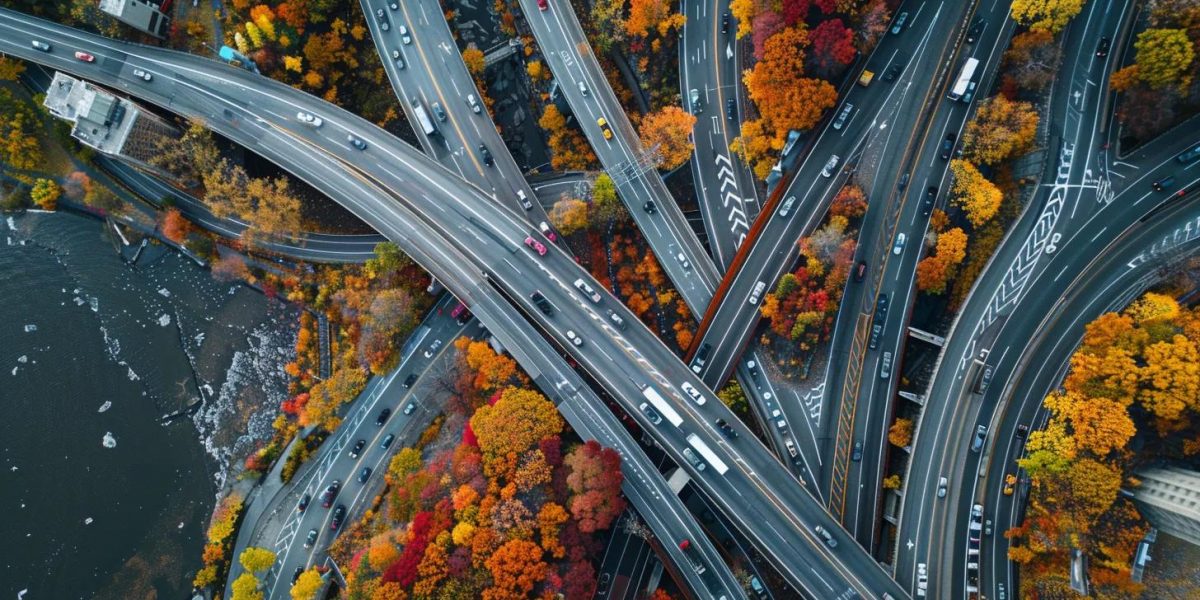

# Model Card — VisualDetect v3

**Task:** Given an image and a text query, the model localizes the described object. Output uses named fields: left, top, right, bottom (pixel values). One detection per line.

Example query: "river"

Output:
left=0, top=211, right=296, bottom=599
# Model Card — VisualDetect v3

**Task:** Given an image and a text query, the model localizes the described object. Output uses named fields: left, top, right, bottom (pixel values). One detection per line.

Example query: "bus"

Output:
left=685, top=433, right=730, bottom=475
left=641, top=386, right=684, bottom=427
left=948, top=57, right=979, bottom=101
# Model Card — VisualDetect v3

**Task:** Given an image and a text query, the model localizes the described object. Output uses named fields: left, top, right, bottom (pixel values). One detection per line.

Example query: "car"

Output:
left=726, top=98, right=737, bottom=120
left=74, top=51, right=95, bottom=62
left=852, top=440, right=863, bottom=461
left=750, top=575, right=768, bottom=598
left=821, top=155, right=840, bottom=177
left=746, top=360, right=759, bottom=378
left=814, top=525, right=838, bottom=547
left=748, top=281, right=767, bottom=305
left=715, top=418, right=737, bottom=439
left=682, top=448, right=706, bottom=471
left=1003, top=473, right=1017, bottom=495
left=538, top=0, right=549, bottom=9
left=689, top=88, right=702, bottom=113
left=348, top=134, right=367, bottom=150
left=31, top=40, right=51, bottom=52
left=607, top=311, right=627, bottom=330
left=538, top=221, right=557, bottom=242
left=517, top=189, right=532, bottom=210
left=941, top=133, right=957, bottom=160
left=403, top=373, right=418, bottom=388
left=431, top=102, right=447, bottom=122
left=478, top=144, right=494, bottom=166
left=597, top=117, right=614, bottom=140
left=676, top=252, right=691, bottom=270
left=292, top=566, right=304, bottom=583
left=304, top=528, right=318, bottom=548
left=855, top=261, right=867, bottom=281
left=681, top=382, right=706, bottom=405
left=330, top=504, right=347, bottom=530
left=643, top=200, right=657, bottom=214
left=721, top=12, right=731, bottom=34
left=966, top=18, right=985, bottom=43
left=1015, top=423, right=1029, bottom=438
left=297, top=493, right=311, bottom=512
left=976, top=364, right=994, bottom=393
left=297, top=111, right=323, bottom=127
left=985, top=519, right=993, bottom=536
left=565, top=330, right=583, bottom=347
left=349, top=439, right=366, bottom=459
left=597, top=573, right=611, bottom=594
left=375, top=8, right=385, bottom=18
left=784, top=438, right=797, bottom=457
left=573, top=278, right=602, bottom=303
left=358, top=467, right=372, bottom=483
left=937, top=477, right=948, bottom=498
left=832, top=102, right=854, bottom=130
left=403, top=401, right=416, bottom=415
left=524, top=236, right=547, bottom=256
left=132, top=68, right=152, bottom=81
left=779, top=195, right=797, bottom=217
left=424, top=338, right=443, bottom=358
left=880, top=351, right=893, bottom=379
left=917, top=563, right=928, bottom=597
left=923, top=187, right=937, bottom=216
left=971, top=425, right=988, bottom=452
left=891, top=11, right=908, bottom=35
left=639, top=402, right=662, bottom=425
left=381, top=433, right=395, bottom=449
left=389, top=1, right=398, bottom=9
left=467, top=94, right=481, bottom=113
left=375, top=408, right=392, bottom=426
left=531, top=291, right=553, bottom=315
left=893, top=233, right=907, bottom=255
left=1096, top=37, right=1111, bottom=58
left=577, top=80, right=587, bottom=95
left=869, top=323, right=882, bottom=349
left=898, top=172, right=910, bottom=191
left=392, top=50, right=405, bottom=69
left=884, top=62, right=904, bottom=82
left=691, top=343, right=711, bottom=373
left=1153, top=176, right=1176, bottom=192
left=876, top=293, right=890, bottom=317
left=320, top=480, right=341, bottom=507
left=398, top=24, right=411, bottom=44
left=380, top=20, right=390, bottom=30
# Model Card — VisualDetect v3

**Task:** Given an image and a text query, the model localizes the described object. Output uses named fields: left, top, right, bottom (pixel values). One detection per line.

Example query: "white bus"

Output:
left=641, top=386, right=684, bottom=427
left=686, top=433, right=730, bottom=475
left=948, top=57, right=979, bottom=101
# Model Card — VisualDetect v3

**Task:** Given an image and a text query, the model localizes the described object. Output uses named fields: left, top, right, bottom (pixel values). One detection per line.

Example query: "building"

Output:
left=42, top=72, right=179, bottom=176
left=1133, top=467, right=1200, bottom=548
left=98, top=0, right=170, bottom=39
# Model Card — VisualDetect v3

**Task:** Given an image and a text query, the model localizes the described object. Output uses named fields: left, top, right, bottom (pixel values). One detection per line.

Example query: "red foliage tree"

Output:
left=781, top=0, right=811, bottom=26
left=382, top=511, right=434, bottom=586
left=813, top=0, right=836, bottom=13
left=161, top=208, right=190, bottom=243
left=751, top=12, right=786, bottom=60
left=561, top=559, right=597, bottom=599
left=809, top=19, right=856, bottom=76
left=564, top=441, right=626, bottom=533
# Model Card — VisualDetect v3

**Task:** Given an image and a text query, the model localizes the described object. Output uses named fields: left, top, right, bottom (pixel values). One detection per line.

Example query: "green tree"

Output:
left=364, top=242, right=410, bottom=281
left=1134, top=28, right=1195, bottom=90
left=589, top=173, right=625, bottom=223
left=717, top=380, right=749, bottom=416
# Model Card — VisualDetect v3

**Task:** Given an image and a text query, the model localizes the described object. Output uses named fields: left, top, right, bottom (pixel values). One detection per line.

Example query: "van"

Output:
left=467, top=94, right=481, bottom=114
left=517, top=189, right=532, bottom=210
left=970, top=425, right=988, bottom=452
left=748, top=281, right=767, bottom=305
left=821, top=155, right=840, bottom=178
left=833, top=103, right=854, bottom=130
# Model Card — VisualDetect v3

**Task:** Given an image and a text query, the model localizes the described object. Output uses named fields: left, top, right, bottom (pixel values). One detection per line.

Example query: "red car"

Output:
left=524, top=236, right=547, bottom=256
left=537, top=0, right=548, bottom=10
left=74, top=51, right=95, bottom=62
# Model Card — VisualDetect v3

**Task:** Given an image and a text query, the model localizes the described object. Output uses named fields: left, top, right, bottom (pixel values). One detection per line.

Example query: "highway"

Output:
left=359, top=0, right=546, bottom=221
left=0, top=9, right=914, bottom=596
left=516, top=0, right=722, bottom=315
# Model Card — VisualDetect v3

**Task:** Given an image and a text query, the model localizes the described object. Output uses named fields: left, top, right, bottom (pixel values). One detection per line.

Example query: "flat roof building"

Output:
left=1133, top=467, right=1200, bottom=549
left=98, top=0, right=170, bottom=39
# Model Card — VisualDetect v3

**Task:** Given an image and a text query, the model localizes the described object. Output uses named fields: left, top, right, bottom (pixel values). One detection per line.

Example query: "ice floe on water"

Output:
left=126, top=366, right=139, bottom=381
left=17, top=355, right=27, bottom=363
left=157, top=287, right=171, bottom=298
left=11, top=367, right=17, bottom=376
left=98, top=401, right=112, bottom=413
left=101, top=432, right=116, bottom=448
left=84, top=517, right=93, bottom=525
left=158, top=314, right=171, bottom=327
left=23, top=324, right=36, bottom=333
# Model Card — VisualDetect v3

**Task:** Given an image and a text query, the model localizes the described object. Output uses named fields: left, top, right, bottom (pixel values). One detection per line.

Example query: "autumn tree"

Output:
left=290, top=569, right=323, bottom=600
left=30, top=178, right=61, bottom=211
left=300, top=366, right=367, bottom=430
left=231, top=572, right=264, bottom=600
left=915, top=227, right=968, bottom=294
left=638, top=106, right=697, bottom=170
left=454, top=337, right=519, bottom=393
left=158, top=208, right=190, bottom=244
left=962, top=96, right=1039, bottom=166
left=469, top=387, right=563, bottom=474
left=1132, top=28, right=1195, bottom=90
left=212, top=253, right=253, bottom=283
left=1010, top=0, right=1085, bottom=33
left=462, top=47, right=485, bottom=75
left=150, top=119, right=220, bottom=184
left=1139, top=334, right=1200, bottom=423
left=949, top=160, right=1003, bottom=226
left=539, top=104, right=598, bottom=170
left=731, top=118, right=780, bottom=180
left=626, top=0, right=685, bottom=38
left=1043, top=390, right=1135, bottom=456
left=564, top=440, right=626, bottom=532
left=0, top=88, right=43, bottom=171
left=808, top=19, right=856, bottom=76
left=1003, top=30, right=1062, bottom=92
left=743, top=26, right=838, bottom=141
left=483, top=539, right=548, bottom=600
left=358, top=288, right=417, bottom=374
left=549, top=198, right=589, bottom=235
left=888, top=418, right=914, bottom=447
left=589, top=173, right=625, bottom=224
left=0, top=56, right=25, bottom=80
left=202, top=160, right=303, bottom=242
left=718, top=380, right=749, bottom=415
left=239, top=547, right=276, bottom=574
left=829, top=185, right=868, bottom=219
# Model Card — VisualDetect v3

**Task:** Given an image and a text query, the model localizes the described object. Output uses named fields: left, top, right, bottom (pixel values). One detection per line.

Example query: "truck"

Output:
left=411, top=99, right=436, bottom=136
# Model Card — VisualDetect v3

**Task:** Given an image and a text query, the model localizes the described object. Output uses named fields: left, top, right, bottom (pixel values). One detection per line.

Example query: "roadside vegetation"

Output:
left=1009, top=291, right=1200, bottom=597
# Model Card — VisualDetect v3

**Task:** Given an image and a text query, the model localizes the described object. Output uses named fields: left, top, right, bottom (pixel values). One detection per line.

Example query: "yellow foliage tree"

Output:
left=239, top=546, right=276, bottom=574
left=1133, top=28, right=1195, bottom=90
left=888, top=418, right=914, bottom=447
left=1010, top=0, right=1086, bottom=33
left=638, top=106, right=697, bottom=170
left=463, top=47, right=486, bottom=75
left=949, top=160, right=1003, bottom=226
left=962, top=95, right=1039, bottom=166
left=549, top=198, right=589, bottom=235
left=30, top=178, right=60, bottom=211
left=290, top=569, right=323, bottom=600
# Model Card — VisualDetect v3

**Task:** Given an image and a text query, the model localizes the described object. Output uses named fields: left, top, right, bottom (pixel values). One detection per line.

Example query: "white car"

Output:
left=565, top=330, right=583, bottom=347
left=131, top=68, right=152, bottom=81
left=297, top=112, right=323, bottom=128
left=821, top=155, right=840, bottom=178
left=676, top=252, right=691, bottom=270
left=573, top=278, right=602, bottom=303
left=398, top=24, right=412, bottom=45
left=892, top=233, right=907, bottom=255
left=680, top=382, right=706, bottom=406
